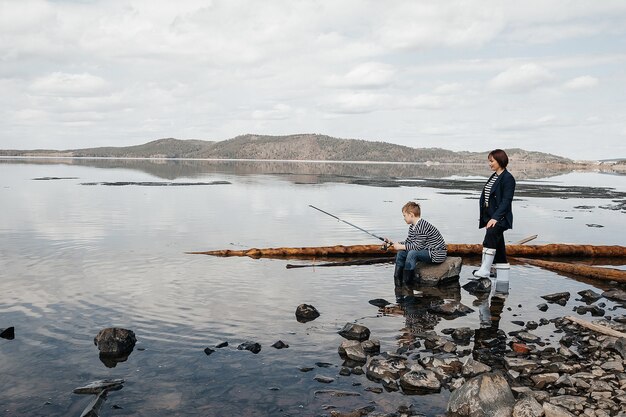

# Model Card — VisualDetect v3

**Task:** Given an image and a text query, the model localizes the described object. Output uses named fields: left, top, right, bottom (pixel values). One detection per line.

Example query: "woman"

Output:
left=472, top=149, right=516, bottom=283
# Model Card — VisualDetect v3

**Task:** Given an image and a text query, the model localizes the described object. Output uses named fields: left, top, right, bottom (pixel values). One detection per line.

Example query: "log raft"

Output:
left=188, top=243, right=626, bottom=259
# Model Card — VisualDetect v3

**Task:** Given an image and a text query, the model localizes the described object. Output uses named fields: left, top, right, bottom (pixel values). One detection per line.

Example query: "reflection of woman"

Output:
left=472, top=149, right=516, bottom=282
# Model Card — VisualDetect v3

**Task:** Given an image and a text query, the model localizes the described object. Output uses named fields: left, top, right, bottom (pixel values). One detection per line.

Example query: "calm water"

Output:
left=0, top=159, right=625, bottom=417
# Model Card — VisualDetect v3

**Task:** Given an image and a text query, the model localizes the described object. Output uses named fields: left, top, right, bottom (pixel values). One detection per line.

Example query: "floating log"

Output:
left=564, top=316, right=626, bottom=338
left=516, top=257, right=626, bottom=283
left=188, top=243, right=626, bottom=259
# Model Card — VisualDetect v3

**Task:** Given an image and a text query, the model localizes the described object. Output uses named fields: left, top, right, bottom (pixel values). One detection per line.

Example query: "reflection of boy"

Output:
left=386, top=201, right=447, bottom=286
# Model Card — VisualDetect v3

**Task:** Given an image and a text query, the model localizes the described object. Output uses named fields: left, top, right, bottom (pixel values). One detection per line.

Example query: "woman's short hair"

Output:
left=402, top=201, right=421, bottom=216
left=489, top=149, right=509, bottom=168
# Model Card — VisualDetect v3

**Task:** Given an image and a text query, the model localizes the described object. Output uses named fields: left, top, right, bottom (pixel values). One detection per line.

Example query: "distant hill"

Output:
left=0, top=134, right=573, bottom=164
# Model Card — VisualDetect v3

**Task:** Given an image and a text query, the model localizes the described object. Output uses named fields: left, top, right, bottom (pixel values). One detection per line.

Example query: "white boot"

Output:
left=472, top=248, right=495, bottom=278
left=495, top=263, right=510, bottom=294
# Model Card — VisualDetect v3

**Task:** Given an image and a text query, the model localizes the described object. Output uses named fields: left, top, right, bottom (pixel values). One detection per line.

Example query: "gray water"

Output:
left=0, top=159, right=624, bottom=417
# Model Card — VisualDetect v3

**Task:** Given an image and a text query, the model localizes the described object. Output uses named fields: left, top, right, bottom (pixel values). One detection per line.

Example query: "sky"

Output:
left=1, top=0, right=625, bottom=160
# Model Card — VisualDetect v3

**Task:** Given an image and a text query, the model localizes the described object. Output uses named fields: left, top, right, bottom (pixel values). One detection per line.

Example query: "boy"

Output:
left=385, top=201, right=447, bottom=286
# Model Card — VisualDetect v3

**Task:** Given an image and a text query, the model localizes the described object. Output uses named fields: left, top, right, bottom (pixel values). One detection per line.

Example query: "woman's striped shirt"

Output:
left=401, top=218, right=447, bottom=263
left=482, top=173, right=498, bottom=207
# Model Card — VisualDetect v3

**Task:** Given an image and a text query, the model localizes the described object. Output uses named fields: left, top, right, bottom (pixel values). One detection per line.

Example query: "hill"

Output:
left=0, top=134, right=572, bottom=164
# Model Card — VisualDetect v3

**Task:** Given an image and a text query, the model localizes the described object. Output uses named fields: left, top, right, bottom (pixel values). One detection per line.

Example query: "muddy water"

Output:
left=0, top=159, right=624, bottom=416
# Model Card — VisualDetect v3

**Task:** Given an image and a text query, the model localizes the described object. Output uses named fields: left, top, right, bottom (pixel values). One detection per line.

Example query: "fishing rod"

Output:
left=308, top=205, right=392, bottom=249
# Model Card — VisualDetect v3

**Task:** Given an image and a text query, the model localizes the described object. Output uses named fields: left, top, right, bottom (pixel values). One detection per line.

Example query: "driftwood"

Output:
left=516, top=257, right=626, bottom=283
left=515, top=235, right=538, bottom=245
left=189, top=243, right=626, bottom=259
left=564, top=316, right=626, bottom=338
left=286, top=257, right=394, bottom=269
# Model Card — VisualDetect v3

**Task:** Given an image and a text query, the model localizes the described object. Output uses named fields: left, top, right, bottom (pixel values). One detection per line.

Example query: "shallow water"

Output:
left=0, top=159, right=624, bottom=416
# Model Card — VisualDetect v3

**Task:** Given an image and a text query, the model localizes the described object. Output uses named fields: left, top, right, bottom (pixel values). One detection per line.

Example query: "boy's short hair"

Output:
left=402, top=201, right=421, bottom=216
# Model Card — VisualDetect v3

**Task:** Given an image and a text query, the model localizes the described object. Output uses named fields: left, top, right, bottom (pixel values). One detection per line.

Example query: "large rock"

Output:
left=413, top=257, right=463, bottom=286
left=513, top=395, right=544, bottom=417
left=94, top=328, right=136, bottom=356
left=295, top=304, right=320, bottom=322
left=543, top=402, right=576, bottom=417
left=428, top=300, right=474, bottom=317
left=447, top=372, right=515, bottom=417
left=602, top=289, right=626, bottom=302
left=400, top=368, right=441, bottom=393
left=366, top=357, right=407, bottom=382
left=338, top=340, right=367, bottom=362
left=338, top=323, right=370, bottom=341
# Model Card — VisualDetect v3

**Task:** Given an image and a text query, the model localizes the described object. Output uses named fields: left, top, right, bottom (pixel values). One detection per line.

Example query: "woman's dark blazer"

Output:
left=479, top=169, right=516, bottom=230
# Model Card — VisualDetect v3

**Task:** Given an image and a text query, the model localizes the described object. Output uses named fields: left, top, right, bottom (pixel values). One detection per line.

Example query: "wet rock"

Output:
left=538, top=303, right=549, bottom=312
left=204, top=347, right=215, bottom=355
left=338, top=323, right=370, bottom=341
left=541, top=292, right=570, bottom=306
left=513, top=395, right=544, bottom=417
left=516, top=331, right=541, bottom=344
left=368, top=298, right=391, bottom=308
left=504, top=357, right=538, bottom=375
left=586, top=223, right=604, bottom=228
left=94, top=328, right=136, bottom=356
left=73, top=379, right=125, bottom=394
left=447, top=372, right=515, bottom=417
left=361, top=339, right=380, bottom=356
left=338, top=340, right=367, bottom=363
left=526, top=321, right=538, bottom=330
left=462, top=278, right=492, bottom=294
left=577, top=289, right=602, bottom=303
left=543, top=402, right=576, bottom=417
left=0, top=326, right=15, bottom=340
left=237, top=341, right=261, bottom=354
left=574, top=305, right=605, bottom=316
left=452, top=327, right=473, bottom=343
left=329, top=405, right=375, bottom=417
left=602, top=289, right=626, bottom=302
left=415, top=256, right=462, bottom=286
left=299, top=367, right=314, bottom=372
left=295, top=304, right=320, bottom=322
left=462, top=357, right=491, bottom=378
left=400, top=368, right=441, bottom=393
left=365, top=386, right=383, bottom=394
left=428, top=300, right=474, bottom=317
left=314, top=375, right=335, bottom=384
left=314, top=389, right=360, bottom=397
left=215, top=341, right=228, bottom=348
left=366, top=357, right=407, bottom=381
left=272, top=340, right=289, bottom=349
left=420, top=353, right=463, bottom=376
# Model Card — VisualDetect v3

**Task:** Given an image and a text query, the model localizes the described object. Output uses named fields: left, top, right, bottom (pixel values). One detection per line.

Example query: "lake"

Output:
left=0, top=158, right=624, bottom=417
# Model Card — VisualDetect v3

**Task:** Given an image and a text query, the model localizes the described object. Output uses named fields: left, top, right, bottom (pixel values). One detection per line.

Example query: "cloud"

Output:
left=488, top=63, right=555, bottom=93
left=29, top=72, right=109, bottom=97
left=251, top=104, right=294, bottom=120
left=492, top=115, right=566, bottom=131
left=325, top=62, right=396, bottom=89
left=562, top=75, right=599, bottom=90
left=325, top=92, right=390, bottom=114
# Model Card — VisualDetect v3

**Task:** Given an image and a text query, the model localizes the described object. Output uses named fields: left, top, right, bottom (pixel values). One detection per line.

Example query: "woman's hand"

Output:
left=486, top=219, right=498, bottom=228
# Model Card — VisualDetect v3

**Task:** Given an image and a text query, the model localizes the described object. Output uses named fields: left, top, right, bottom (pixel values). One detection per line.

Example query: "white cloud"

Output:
left=488, top=63, right=555, bottom=93
left=29, top=72, right=108, bottom=97
left=562, top=75, right=599, bottom=90
left=325, top=62, right=396, bottom=89
left=251, top=104, right=294, bottom=120
left=326, top=92, right=390, bottom=114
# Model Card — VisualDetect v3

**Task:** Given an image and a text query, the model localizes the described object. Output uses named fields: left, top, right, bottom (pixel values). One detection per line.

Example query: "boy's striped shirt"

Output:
left=402, top=218, right=447, bottom=263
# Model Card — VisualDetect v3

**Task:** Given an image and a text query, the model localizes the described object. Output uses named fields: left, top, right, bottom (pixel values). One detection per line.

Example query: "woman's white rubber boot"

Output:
left=472, top=248, right=496, bottom=279
left=495, top=263, right=510, bottom=294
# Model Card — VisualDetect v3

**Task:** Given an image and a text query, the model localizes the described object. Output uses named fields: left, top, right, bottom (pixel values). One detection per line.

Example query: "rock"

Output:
left=538, top=303, right=549, bottom=312
left=400, top=369, right=441, bottom=393
left=329, top=405, right=375, bottom=417
left=215, top=341, right=228, bottom=348
left=314, top=375, right=335, bottom=384
left=73, top=379, right=125, bottom=394
left=338, top=323, right=370, bottom=341
left=531, top=373, right=559, bottom=388
left=513, top=395, right=544, bottom=417
left=366, top=357, right=407, bottom=381
left=526, top=321, right=538, bottom=330
left=295, top=304, right=320, bottom=322
left=272, top=340, right=289, bottom=349
left=338, top=340, right=367, bottom=363
left=94, top=328, right=136, bottom=356
left=452, top=327, right=474, bottom=342
left=543, top=402, right=576, bottom=417
left=512, top=320, right=525, bottom=327
left=541, top=292, right=570, bottom=305
left=516, top=331, right=541, bottom=343
left=420, top=353, right=463, bottom=375
left=549, top=396, right=587, bottom=412
left=600, top=360, right=624, bottom=372
left=462, top=357, right=491, bottom=378
left=237, top=341, right=261, bottom=354
left=0, top=326, right=15, bottom=340
left=361, top=339, right=380, bottom=356
left=415, top=256, right=463, bottom=286
left=512, top=343, right=531, bottom=354
left=462, top=277, right=492, bottom=294
left=447, top=372, right=515, bottom=417
left=368, top=298, right=391, bottom=308
left=577, top=289, right=602, bottom=303
left=204, top=347, right=215, bottom=355
left=575, top=305, right=605, bottom=316
left=428, top=300, right=474, bottom=317
left=602, top=289, right=626, bottom=302
left=504, top=358, right=538, bottom=375
left=613, top=337, right=626, bottom=359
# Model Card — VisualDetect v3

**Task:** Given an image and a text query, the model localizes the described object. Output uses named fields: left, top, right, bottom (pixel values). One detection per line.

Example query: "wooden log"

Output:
left=564, top=316, right=626, bottom=338
left=188, top=243, right=626, bottom=259
left=516, top=257, right=626, bottom=283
